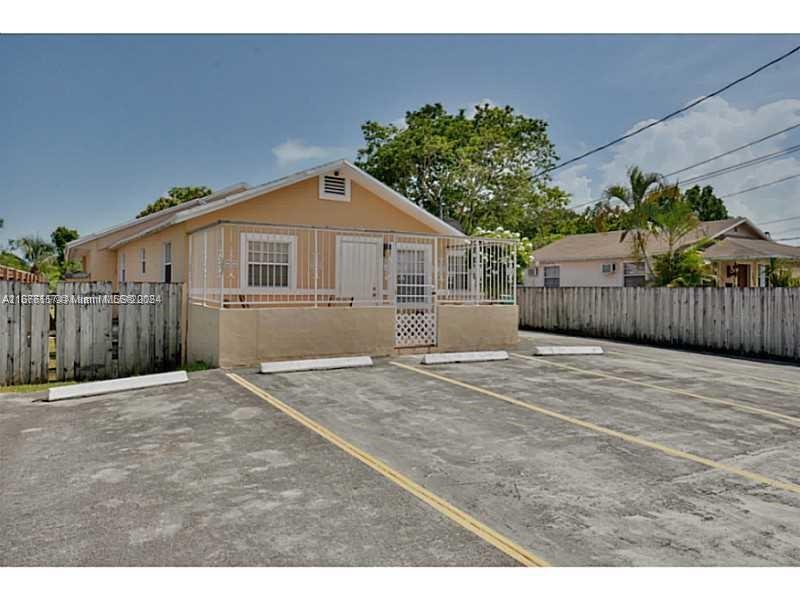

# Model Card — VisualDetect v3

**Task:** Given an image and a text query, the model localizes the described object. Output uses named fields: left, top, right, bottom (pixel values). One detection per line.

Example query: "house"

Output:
left=66, top=160, right=518, bottom=367
left=524, top=217, right=800, bottom=288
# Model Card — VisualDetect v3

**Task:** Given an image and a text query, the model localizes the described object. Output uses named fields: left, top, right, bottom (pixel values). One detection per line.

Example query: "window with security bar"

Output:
left=243, top=234, right=295, bottom=289
left=623, top=261, right=646, bottom=287
left=446, top=249, right=470, bottom=293
left=397, top=247, right=428, bottom=305
left=543, top=265, right=560, bottom=288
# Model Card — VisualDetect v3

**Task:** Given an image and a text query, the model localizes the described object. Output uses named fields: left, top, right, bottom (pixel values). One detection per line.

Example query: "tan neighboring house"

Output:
left=524, top=217, right=800, bottom=288
left=67, top=159, right=518, bottom=367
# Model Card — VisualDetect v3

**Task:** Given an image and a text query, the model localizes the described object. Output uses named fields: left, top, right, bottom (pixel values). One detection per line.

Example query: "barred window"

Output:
left=623, top=261, right=646, bottom=287
left=240, top=233, right=296, bottom=289
left=543, top=265, right=560, bottom=288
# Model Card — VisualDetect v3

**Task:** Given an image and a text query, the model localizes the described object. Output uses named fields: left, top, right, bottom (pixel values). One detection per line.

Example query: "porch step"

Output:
left=259, top=356, right=374, bottom=374
left=532, top=346, right=604, bottom=356
left=421, top=351, right=509, bottom=365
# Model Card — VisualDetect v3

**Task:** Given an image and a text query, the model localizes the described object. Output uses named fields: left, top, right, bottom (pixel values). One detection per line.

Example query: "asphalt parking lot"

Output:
left=3, top=330, right=800, bottom=566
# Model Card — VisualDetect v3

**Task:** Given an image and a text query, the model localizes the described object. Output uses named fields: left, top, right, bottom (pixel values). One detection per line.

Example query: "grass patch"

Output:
left=184, top=361, right=210, bottom=373
left=0, top=380, right=77, bottom=394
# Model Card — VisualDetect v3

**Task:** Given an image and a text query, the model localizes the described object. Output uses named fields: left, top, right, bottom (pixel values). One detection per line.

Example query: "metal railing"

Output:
left=188, top=221, right=517, bottom=309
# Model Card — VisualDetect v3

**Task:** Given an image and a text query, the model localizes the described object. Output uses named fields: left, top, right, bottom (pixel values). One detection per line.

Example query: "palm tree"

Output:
left=603, top=166, right=663, bottom=274
left=10, top=235, right=56, bottom=275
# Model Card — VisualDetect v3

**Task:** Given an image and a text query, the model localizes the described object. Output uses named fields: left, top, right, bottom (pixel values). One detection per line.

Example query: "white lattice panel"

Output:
left=395, top=309, right=436, bottom=347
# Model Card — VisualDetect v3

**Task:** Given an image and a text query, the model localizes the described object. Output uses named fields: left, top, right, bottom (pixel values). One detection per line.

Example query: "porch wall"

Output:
left=187, top=303, right=220, bottom=366
left=216, top=306, right=396, bottom=367
left=437, top=304, right=519, bottom=352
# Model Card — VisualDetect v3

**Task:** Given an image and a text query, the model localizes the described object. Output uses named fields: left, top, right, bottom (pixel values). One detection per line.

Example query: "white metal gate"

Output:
left=394, top=241, right=436, bottom=347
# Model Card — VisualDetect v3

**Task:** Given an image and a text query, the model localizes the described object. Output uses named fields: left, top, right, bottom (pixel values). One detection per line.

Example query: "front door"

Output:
left=336, top=236, right=382, bottom=305
left=394, top=242, right=436, bottom=347
left=737, top=264, right=750, bottom=288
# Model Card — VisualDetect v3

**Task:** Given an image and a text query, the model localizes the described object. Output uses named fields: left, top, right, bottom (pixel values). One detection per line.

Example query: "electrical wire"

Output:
left=720, top=173, right=800, bottom=198
left=678, top=144, right=800, bottom=186
left=537, top=43, right=800, bottom=177
left=666, top=122, right=800, bottom=177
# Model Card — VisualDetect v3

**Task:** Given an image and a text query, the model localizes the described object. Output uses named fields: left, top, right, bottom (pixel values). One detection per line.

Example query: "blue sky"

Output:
left=2, top=34, right=800, bottom=245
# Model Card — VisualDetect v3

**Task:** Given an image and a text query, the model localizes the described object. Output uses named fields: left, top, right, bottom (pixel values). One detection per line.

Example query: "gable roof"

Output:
left=701, top=237, right=800, bottom=261
left=66, top=182, right=249, bottom=252
left=70, top=160, right=463, bottom=254
left=532, top=218, right=765, bottom=263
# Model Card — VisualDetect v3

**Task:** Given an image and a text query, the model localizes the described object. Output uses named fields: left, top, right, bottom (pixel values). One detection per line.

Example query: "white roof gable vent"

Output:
left=319, top=173, right=351, bottom=202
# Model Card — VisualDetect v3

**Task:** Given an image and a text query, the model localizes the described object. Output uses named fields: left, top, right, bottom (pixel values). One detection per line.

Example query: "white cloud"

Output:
left=552, top=164, right=593, bottom=206
left=271, top=139, right=346, bottom=167
left=568, top=97, right=800, bottom=231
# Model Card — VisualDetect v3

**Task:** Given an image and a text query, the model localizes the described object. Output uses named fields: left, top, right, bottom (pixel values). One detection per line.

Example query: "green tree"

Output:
left=683, top=185, right=729, bottom=221
left=647, top=196, right=716, bottom=287
left=356, top=102, right=562, bottom=234
left=9, top=235, right=56, bottom=276
left=765, top=258, right=800, bottom=287
left=0, top=250, right=28, bottom=270
left=604, top=166, right=664, bottom=274
left=51, top=225, right=79, bottom=267
left=137, top=186, right=212, bottom=218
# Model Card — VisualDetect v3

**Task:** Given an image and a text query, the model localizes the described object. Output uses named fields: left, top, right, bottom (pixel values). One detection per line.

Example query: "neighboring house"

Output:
left=67, top=160, right=518, bottom=366
left=524, top=217, right=800, bottom=288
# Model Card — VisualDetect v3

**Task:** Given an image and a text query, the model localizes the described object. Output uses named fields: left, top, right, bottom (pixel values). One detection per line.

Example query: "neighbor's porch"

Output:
left=186, top=221, right=519, bottom=366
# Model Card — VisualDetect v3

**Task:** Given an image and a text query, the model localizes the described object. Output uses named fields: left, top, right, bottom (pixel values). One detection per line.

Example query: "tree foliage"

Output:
left=602, top=166, right=664, bottom=274
left=137, top=186, right=212, bottom=218
left=356, top=102, right=563, bottom=234
left=683, top=185, right=729, bottom=221
left=646, top=197, right=716, bottom=287
left=51, top=225, right=79, bottom=266
left=9, top=235, right=57, bottom=276
left=765, top=258, right=800, bottom=287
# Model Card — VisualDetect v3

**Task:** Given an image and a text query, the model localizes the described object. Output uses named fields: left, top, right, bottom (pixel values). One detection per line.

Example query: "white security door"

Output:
left=336, top=236, right=383, bottom=305
left=395, top=242, right=436, bottom=347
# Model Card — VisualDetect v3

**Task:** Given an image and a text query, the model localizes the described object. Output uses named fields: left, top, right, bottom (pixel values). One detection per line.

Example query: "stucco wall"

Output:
left=213, top=306, right=396, bottom=367
left=437, top=304, right=519, bottom=351
left=525, top=259, right=628, bottom=287
left=186, top=303, right=220, bottom=366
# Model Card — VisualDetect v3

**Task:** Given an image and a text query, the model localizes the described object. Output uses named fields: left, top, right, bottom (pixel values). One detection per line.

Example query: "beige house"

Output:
left=524, top=217, right=800, bottom=288
left=67, top=160, right=518, bottom=367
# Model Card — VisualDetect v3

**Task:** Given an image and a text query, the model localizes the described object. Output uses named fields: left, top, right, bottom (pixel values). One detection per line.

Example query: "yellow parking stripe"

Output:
left=391, top=362, right=800, bottom=496
left=225, top=372, right=549, bottom=567
left=605, top=349, right=800, bottom=393
left=511, top=353, right=800, bottom=428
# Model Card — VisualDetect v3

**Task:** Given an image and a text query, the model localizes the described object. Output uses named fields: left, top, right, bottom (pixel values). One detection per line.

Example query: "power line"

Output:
left=773, top=236, right=800, bottom=241
left=720, top=173, right=800, bottom=198
left=567, top=127, right=800, bottom=211
left=758, top=214, right=800, bottom=226
left=769, top=225, right=800, bottom=236
left=666, top=122, right=800, bottom=177
left=539, top=43, right=800, bottom=177
left=679, top=144, right=800, bottom=186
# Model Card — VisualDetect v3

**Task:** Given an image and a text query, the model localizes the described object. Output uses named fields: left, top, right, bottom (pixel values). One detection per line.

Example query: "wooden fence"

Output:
left=0, top=265, right=46, bottom=283
left=518, top=286, right=800, bottom=361
left=56, top=282, right=183, bottom=381
left=0, top=281, right=50, bottom=386
left=117, top=282, right=182, bottom=377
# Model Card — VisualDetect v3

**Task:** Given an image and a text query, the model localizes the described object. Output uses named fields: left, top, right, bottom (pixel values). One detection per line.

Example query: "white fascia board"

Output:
left=47, top=371, right=189, bottom=401
left=67, top=183, right=249, bottom=251
left=421, top=351, right=509, bottom=365
left=259, top=356, right=373, bottom=374
left=532, top=346, right=604, bottom=355
left=171, top=159, right=464, bottom=238
left=340, top=161, right=464, bottom=237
